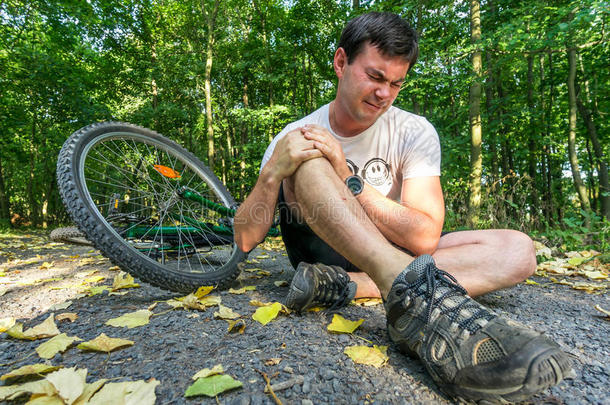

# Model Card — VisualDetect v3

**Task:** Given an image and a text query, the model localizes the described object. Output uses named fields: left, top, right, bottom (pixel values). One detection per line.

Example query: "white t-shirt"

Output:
left=260, top=103, right=441, bottom=200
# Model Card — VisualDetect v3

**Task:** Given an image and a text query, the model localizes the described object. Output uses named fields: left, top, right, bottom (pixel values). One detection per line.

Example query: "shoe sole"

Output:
left=285, top=263, right=315, bottom=311
left=442, top=347, right=573, bottom=404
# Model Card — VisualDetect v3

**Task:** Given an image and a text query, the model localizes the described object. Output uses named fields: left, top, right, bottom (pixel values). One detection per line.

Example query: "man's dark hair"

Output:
left=338, top=12, right=418, bottom=69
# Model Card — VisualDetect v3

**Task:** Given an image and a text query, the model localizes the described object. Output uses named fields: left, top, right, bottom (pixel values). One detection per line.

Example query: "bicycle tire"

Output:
left=56, top=122, right=247, bottom=292
left=50, top=226, right=92, bottom=245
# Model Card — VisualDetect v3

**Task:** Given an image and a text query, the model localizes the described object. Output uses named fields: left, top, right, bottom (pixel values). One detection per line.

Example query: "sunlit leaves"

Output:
left=7, top=314, right=60, bottom=340
left=45, top=367, right=87, bottom=404
left=112, top=272, right=140, bottom=290
left=77, top=333, right=134, bottom=352
left=0, top=317, right=16, bottom=332
left=344, top=345, right=389, bottom=368
left=192, top=364, right=224, bottom=380
left=214, top=305, right=241, bottom=320
left=36, top=333, right=82, bottom=359
left=327, top=314, right=364, bottom=334
left=105, top=310, right=152, bottom=329
left=252, top=302, right=283, bottom=325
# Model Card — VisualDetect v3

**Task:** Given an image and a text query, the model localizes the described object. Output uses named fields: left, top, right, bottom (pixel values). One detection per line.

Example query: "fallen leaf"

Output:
left=525, top=279, right=540, bottom=285
left=265, top=358, right=281, bottom=366
left=353, top=298, right=383, bottom=307
left=87, top=380, right=159, bottom=405
left=228, top=286, right=256, bottom=294
left=45, top=367, right=87, bottom=404
left=571, top=281, right=608, bottom=293
left=257, top=270, right=271, bottom=276
left=327, top=314, right=364, bottom=334
left=192, top=364, right=224, bottom=380
left=23, top=314, right=60, bottom=339
left=249, top=299, right=273, bottom=307
left=214, top=305, right=241, bottom=320
left=112, top=272, right=140, bottom=290
left=0, top=317, right=16, bottom=332
left=273, top=280, right=288, bottom=287
left=108, top=266, right=120, bottom=271
left=199, top=295, right=222, bottom=307
left=87, top=286, right=111, bottom=296
left=243, top=267, right=262, bottom=273
left=0, top=379, right=56, bottom=401
left=252, top=302, right=282, bottom=325
left=72, top=378, right=108, bottom=405
left=77, top=333, right=134, bottom=352
left=582, top=270, right=608, bottom=280
left=48, top=301, right=72, bottom=311
left=184, top=374, right=242, bottom=397
left=227, top=319, right=246, bottom=334
left=36, top=333, right=82, bottom=359
left=533, top=241, right=552, bottom=259
left=105, top=310, right=152, bottom=329
left=194, top=286, right=214, bottom=298
left=6, top=323, right=36, bottom=340
left=83, top=275, right=105, bottom=284
left=344, top=345, right=389, bottom=368
left=39, top=262, right=54, bottom=270
left=23, top=393, right=64, bottom=404
left=55, top=313, right=78, bottom=323
left=568, top=257, right=587, bottom=266
left=1, top=364, right=61, bottom=381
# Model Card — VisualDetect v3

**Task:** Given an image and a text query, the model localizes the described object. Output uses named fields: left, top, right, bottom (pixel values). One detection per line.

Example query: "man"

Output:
left=234, top=12, right=572, bottom=403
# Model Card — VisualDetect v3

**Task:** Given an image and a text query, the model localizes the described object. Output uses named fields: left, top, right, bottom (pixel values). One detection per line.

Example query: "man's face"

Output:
left=334, top=42, right=410, bottom=129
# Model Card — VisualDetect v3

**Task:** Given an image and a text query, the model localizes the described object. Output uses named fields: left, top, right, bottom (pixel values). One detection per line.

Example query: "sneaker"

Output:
left=285, top=262, right=357, bottom=311
left=384, top=255, right=573, bottom=403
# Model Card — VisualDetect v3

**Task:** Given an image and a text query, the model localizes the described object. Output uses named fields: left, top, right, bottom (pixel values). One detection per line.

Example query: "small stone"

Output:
left=0, top=333, right=7, bottom=340
left=283, top=366, right=294, bottom=374
left=230, top=395, right=251, bottom=405
left=301, top=400, right=313, bottom=405
left=250, top=394, right=264, bottom=405
left=302, top=378, right=311, bottom=394
left=331, top=378, right=342, bottom=393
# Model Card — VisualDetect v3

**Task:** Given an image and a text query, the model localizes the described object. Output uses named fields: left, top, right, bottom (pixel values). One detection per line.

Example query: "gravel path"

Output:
left=1, top=231, right=608, bottom=404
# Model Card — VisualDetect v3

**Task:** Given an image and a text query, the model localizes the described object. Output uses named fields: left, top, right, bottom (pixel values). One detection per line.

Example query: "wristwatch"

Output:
left=345, top=175, right=364, bottom=196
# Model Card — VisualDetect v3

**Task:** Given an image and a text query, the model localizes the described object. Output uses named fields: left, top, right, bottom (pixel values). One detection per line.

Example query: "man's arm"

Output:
left=233, top=130, right=322, bottom=252
left=302, top=124, right=443, bottom=255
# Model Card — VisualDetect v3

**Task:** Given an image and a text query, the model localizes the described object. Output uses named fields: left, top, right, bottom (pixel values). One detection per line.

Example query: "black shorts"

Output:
left=278, top=184, right=450, bottom=271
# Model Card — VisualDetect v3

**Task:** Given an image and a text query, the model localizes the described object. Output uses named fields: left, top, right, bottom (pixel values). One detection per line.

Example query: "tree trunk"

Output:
left=467, top=0, right=483, bottom=227
left=577, top=90, right=610, bottom=219
left=352, top=0, right=359, bottom=8
left=0, top=154, right=10, bottom=225
left=28, top=112, right=38, bottom=225
left=485, top=52, right=498, bottom=185
left=539, top=53, right=553, bottom=223
left=526, top=54, right=539, bottom=222
left=566, top=47, right=591, bottom=218
left=204, top=0, right=220, bottom=171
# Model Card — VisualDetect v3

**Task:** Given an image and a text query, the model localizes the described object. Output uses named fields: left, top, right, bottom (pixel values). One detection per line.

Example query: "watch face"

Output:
left=346, top=175, right=363, bottom=195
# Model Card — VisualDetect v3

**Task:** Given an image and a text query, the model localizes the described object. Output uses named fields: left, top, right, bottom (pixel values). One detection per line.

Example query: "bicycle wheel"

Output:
left=50, top=226, right=92, bottom=245
left=57, top=122, right=246, bottom=292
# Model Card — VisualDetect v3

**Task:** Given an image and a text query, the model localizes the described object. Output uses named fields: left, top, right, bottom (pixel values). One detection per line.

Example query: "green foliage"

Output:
left=0, top=0, right=607, bottom=242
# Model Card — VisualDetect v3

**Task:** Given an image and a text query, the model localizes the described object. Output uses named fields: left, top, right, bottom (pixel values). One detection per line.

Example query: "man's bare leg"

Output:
left=284, top=157, right=411, bottom=297
left=347, top=229, right=537, bottom=298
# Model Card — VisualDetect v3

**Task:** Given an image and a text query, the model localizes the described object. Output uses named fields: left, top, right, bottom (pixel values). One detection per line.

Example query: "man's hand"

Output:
left=264, top=129, right=323, bottom=183
left=302, top=124, right=351, bottom=180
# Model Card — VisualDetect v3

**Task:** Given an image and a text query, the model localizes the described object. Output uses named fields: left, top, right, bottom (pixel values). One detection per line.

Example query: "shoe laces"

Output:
left=312, top=267, right=350, bottom=310
left=405, top=262, right=495, bottom=334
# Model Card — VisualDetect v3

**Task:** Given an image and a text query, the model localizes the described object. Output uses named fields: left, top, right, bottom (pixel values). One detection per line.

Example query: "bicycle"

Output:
left=57, top=122, right=280, bottom=293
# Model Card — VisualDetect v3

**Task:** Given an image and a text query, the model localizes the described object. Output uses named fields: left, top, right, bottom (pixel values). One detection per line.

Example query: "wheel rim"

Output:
left=77, top=131, right=239, bottom=279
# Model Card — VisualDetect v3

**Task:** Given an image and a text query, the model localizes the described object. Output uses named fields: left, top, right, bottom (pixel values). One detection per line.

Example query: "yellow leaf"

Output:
left=111, top=272, right=140, bottom=290
left=55, top=313, right=78, bottom=323
left=1, top=364, right=62, bottom=381
left=265, top=358, right=281, bottom=366
left=327, top=314, right=364, bottom=334
left=194, top=286, right=214, bottom=298
left=0, top=317, right=16, bottom=332
left=228, top=286, right=256, bottom=294
left=72, top=379, right=108, bottom=405
left=583, top=270, right=608, bottom=280
left=105, top=310, right=152, bottom=329
left=307, top=306, right=324, bottom=312
left=252, top=302, right=282, bottom=325
left=6, top=323, right=36, bottom=340
left=192, top=364, right=224, bottom=380
left=36, top=333, right=82, bottom=359
left=87, top=380, right=159, bottom=405
left=257, top=270, right=271, bottom=276
left=45, top=367, right=87, bottom=404
left=353, top=298, right=383, bottom=307
left=39, top=262, right=54, bottom=270
left=594, top=305, right=610, bottom=319
left=199, top=295, right=221, bottom=307
left=273, top=280, right=288, bottom=287
left=568, top=257, right=586, bottom=266
left=571, top=281, right=607, bottom=293
left=214, top=305, right=241, bottom=320
left=0, top=379, right=57, bottom=401
left=87, top=286, right=111, bottom=296
left=243, top=267, right=262, bottom=273
left=77, top=333, right=134, bottom=352
left=23, top=314, right=60, bottom=339
left=227, top=319, right=246, bottom=334
left=25, top=394, right=64, bottom=404
left=344, top=345, right=389, bottom=368
left=83, top=276, right=105, bottom=284
left=108, top=266, right=120, bottom=271
left=525, top=279, right=540, bottom=285
left=249, top=299, right=273, bottom=307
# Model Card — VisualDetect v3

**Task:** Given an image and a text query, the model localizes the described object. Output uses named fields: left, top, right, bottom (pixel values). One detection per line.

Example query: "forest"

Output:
left=0, top=0, right=608, bottom=250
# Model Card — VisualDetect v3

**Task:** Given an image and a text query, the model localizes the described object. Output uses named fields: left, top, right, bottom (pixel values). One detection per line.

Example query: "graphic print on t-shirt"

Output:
left=345, top=157, right=393, bottom=195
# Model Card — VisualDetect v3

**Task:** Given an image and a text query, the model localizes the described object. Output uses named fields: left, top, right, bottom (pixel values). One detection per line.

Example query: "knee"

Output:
left=504, top=230, right=537, bottom=283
